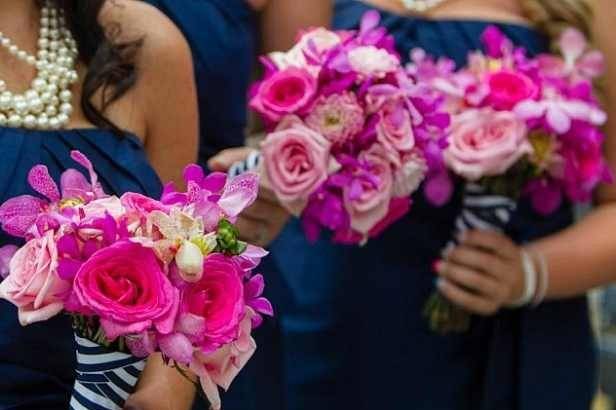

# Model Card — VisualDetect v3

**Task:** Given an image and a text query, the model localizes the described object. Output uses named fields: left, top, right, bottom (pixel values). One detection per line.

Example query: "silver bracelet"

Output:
left=507, top=249, right=538, bottom=308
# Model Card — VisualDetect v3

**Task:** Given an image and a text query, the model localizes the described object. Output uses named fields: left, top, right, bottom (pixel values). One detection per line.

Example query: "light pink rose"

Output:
left=262, top=117, right=332, bottom=214
left=179, top=253, right=245, bottom=354
left=344, top=144, right=393, bottom=235
left=269, top=28, right=341, bottom=71
left=0, top=230, right=70, bottom=325
left=376, top=99, right=415, bottom=166
left=486, top=70, right=538, bottom=110
left=347, top=46, right=400, bottom=78
left=445, top=108, right=532, bottom=181
left=250, top=67, right=317, bottom=122
left=71, top=241, right=179, bottom=340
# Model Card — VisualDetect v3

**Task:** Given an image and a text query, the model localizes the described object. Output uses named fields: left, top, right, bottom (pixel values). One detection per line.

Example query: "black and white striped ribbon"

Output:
left=228, top=150, right=262, bottom=178
left=449, top=182, right=517, bottom=249
left=70, top=334, right=146, bottom=410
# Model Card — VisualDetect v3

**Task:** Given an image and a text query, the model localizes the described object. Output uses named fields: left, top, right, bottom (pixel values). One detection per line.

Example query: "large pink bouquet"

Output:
left=408, top=27, right=612, bottom=333
left=250, top=11, right=450, bottom=244
left=0, top=152, right=273, bottom=409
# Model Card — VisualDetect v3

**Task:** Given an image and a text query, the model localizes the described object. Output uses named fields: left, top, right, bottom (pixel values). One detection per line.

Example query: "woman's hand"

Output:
left=123, top=354, right=196, bottom=410
left=209, top=147, right=291, bottom=247
left=434, top=230, right=526, bottom=316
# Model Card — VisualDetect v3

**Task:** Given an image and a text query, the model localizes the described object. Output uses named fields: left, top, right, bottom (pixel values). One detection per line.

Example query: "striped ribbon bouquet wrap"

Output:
left=70, top=335, right=146, bottom=409
left=0, top=152, right=273, bottom=409
left=408, top=26, right=611, bottom=333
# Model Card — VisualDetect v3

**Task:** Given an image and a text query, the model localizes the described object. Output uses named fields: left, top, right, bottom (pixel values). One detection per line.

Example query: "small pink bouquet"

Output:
left=409, top=27, right=612, bottom=333
left=249, top=11, right=450, bottom=244
left=0, top=152, right=273, bottom=410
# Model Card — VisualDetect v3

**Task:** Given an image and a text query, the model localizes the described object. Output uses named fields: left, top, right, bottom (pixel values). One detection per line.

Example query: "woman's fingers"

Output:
left=437, top=278, right=499, bottom=316
left=207, top=147, right=254, bottom=172
left=436, top=261, right=506, bottom=302
left=446, top=245, right=506, bottom=281
left=459, top=230, right=518, bottom=261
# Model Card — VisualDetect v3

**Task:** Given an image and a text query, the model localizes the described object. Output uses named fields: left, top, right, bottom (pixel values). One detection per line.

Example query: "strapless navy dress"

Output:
left=145, top=0, right=256, bottom=164
left=0, top=128, right=162, bottom=409
left=226, top=2, right=597, bottom=410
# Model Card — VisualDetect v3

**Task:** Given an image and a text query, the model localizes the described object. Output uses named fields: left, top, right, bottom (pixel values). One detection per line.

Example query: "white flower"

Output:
left=347, top=46, right=400, bottom=78
left=393, top=156, right=427, bottom=197
left=175, top=240, right=204, bottom=283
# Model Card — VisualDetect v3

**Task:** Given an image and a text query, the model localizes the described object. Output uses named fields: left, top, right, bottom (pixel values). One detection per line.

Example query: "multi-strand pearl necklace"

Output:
left=399, top=0, right=446, bottom=12
left=0, top=1, right=79, bottom=130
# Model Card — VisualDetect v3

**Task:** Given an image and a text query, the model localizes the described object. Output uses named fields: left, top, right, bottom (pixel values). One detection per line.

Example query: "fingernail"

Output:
left=441, top=245, right=452, bottom=259
left=436, top=278, right=447, bottom=289
left=431, top=259, right=441, bottom=273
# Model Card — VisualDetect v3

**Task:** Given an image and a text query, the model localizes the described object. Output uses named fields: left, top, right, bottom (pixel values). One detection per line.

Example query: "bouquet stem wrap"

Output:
left=424, top=183, right=516, bottom=334
left=69, top=333, right=146, bottom=410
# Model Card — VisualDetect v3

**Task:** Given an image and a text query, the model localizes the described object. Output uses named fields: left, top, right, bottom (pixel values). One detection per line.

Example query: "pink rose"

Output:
left=376, top=99, right=415, bottom=166
left=486, top=70, right=537, bottom=110
left=0, top=230, right=70, bottom=325
left=250, top=67, right=317, bottom=122
left=344, top=144, right=393, bottom=235
left=71, top=241, right=179, bottom=340
left=269, top=28, right=341, bottom=72
left=179, top=253, right=245, bottom=353
left=262, top=117, right=333, bottom=214
left=445, top=108, right=532, bottom=180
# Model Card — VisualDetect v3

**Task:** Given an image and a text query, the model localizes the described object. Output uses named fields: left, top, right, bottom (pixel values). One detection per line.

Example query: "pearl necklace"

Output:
left=399, top=0, right=446, bottom=12
left=0, top=1, right=79, bottom=130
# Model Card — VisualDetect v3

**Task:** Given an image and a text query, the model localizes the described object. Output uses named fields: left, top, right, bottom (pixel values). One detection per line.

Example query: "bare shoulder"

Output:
left=98, top=0, right=193, bottom=72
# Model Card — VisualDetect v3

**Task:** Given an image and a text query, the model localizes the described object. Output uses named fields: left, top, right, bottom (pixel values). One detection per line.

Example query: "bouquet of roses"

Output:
left=0, top=151, right=273, bottom=410
left=247, top=11, right=450, bottom=244
left=408, top=26, right=612, bottom=333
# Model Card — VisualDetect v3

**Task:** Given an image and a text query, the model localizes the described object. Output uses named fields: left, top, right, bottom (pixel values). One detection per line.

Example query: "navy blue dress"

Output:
left=0, top=128, right=162, bottom=409
left=227, top=2, right=597, bottom=410
left=145, top=0, right=256, bottom=164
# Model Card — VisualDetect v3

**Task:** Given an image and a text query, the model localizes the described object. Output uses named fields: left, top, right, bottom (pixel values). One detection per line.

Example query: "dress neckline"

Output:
left=349, top=0, right=538, bottom=34
left=0, top=126, right=144, bottom=147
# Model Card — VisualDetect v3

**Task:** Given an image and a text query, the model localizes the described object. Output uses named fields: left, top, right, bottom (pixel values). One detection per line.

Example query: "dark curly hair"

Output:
left=46, top=0, right=142, bottom=133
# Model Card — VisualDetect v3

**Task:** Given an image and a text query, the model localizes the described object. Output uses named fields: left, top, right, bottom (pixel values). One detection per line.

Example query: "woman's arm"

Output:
left=259, top=0, right=332, bottom=52
left=100, top=2, right=198, bottom=408
left=435, top=0, right=616, bottom=314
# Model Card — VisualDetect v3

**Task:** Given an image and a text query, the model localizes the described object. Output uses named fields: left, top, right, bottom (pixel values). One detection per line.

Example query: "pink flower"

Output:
left=347, top=46, right=400, bottom=78
left=486, top=70, right=537, bottom=110
left=514, top=97, right=606, bottom=134
left=305, top=92, right=365, bottom=145
left=0, top=151, right=106, bottom=239
left=71, top=241, right=179, bottom=340
left=344, top=144, right=393, bottom=235
left=178, top=254, right=245, bottom=354
left=538, top=28, right=605, bottom=80
left=189, top=309, right=257, bottom=410
left=262, top=117, right=333, bottom=213
left=0, top=230, right=70, bottom=325
left=250, top=67, right=317, bottom=122
left=445, top=108, right=532, bottom=180
left=376, top=98, right=415, bottom=166
left=269, top=28, right=341, bottom=72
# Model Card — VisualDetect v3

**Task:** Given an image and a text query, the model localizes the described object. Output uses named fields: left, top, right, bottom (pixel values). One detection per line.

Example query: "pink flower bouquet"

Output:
left=0, top=152, right=273, bottom=410
left=249, top=11, right=450, bottom=244
left=408, top=27, right=612, bottom=333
